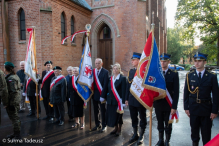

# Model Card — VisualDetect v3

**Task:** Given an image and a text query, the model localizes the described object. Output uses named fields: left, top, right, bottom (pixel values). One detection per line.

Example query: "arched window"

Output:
left=19, top=9, right=26, bottom=40
left=61, top=12, right=65, bottom=40
left=71, top=16, right=74, bottom=35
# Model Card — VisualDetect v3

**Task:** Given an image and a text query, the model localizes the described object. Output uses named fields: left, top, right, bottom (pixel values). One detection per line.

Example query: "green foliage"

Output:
left=176, top=0, right=219, bottom=65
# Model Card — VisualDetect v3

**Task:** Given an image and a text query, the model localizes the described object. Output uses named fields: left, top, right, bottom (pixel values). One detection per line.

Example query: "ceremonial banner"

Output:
left=25, top=28, right=38, bottom=84
left=166, top=89, right=179, bottom=123
left=205, top=134, right=219, bottom=146
left=77, top=37, right=94, bottom=102
left=130, top=31, right=166, bottom=110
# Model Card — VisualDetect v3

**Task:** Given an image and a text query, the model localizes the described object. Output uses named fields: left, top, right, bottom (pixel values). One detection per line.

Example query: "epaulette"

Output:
left=170, top=69, right=177, bottom=73
left=207, top=70, right=216, bottom=75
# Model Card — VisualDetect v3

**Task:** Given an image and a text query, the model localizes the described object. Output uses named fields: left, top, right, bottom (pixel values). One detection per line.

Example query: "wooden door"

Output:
left=98, top=39, right=112, bottom=72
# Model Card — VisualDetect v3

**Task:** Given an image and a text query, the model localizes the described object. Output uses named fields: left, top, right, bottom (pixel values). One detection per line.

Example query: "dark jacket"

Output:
left=154, top=69, right=179, bottom=111
left=66, top=75, right=72, bottom=98
left=16, top=69, right=25, bottom=89
left=68, top=76, right=84, bottom=106
left=23, top=75, right=40, bottom=97
left=184, top=70, right=219, bottom=116
left=38, top=70, right=55, bottom=98
left=93, top=68, right=109, bottom=101
left=106, top=74, right=127, bottom=105
left=50, top=76, right=67, bottom=105
left=125, top=68, right=142, bottom=107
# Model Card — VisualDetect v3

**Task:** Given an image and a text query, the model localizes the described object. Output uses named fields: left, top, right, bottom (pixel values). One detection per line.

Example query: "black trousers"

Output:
left=66, top=98, right=73, bottom=119
left=54, top=102, right=65, bottom=121
left=43, top=96, right=54, bottom=117
left=129, top=105, right=147, bottom=129
left=190, top=115, right=212, bottom=145
left=155, top=109, right=172, bottom=134
left=93, top=99, right=106, bottom=127
left=29, top=96, right=41, bottom=114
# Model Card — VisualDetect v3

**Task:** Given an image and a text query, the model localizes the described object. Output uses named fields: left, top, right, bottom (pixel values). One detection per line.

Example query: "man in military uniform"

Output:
left=125, top=52, right=147, bottom=145
left=4, top=62, right=21, bottom=139
left=0, top=69, right=8, bottom=125
left=154, top=53, right=179, bottom=146
left=184, top=52, right=218, bottom=146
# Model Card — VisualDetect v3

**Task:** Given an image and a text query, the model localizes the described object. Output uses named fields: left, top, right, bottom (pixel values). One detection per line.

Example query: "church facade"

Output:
left=0, top=0, right=167, bottom=75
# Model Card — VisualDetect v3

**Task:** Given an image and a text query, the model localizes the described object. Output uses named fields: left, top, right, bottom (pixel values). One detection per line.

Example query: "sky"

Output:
left=165, top=0, right=202, bottom=45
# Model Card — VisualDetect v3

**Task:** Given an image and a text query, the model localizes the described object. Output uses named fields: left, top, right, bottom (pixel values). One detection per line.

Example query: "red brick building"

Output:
left=0, top=0, right=167, bottom=75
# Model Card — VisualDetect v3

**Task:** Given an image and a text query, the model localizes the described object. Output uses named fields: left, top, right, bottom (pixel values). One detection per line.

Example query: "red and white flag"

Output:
left=61, top=30, right=87, bottom=44
left=166, top=89, right=179, bottom=123
left=25, top=28, right=38, bottom=84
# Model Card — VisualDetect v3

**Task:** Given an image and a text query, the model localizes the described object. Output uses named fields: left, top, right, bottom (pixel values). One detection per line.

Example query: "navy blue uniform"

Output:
left=126, top=69, right=147, bottom=129
left=184, top=70, right=219, bottom=145
left=154, top=69, right=179, bottom=135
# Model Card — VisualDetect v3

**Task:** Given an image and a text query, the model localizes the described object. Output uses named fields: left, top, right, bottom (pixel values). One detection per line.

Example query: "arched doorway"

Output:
left=97, top=24, right=113, bottom=71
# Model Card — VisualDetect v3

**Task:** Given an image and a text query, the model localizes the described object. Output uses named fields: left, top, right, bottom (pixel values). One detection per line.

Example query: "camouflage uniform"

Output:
left=5, top=73, right=21, bottom=136
left=0, top=69, right=8, bottom=125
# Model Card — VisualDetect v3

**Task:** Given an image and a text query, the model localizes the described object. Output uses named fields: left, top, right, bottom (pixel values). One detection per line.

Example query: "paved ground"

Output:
left=0, top=71, right=218, bottom=146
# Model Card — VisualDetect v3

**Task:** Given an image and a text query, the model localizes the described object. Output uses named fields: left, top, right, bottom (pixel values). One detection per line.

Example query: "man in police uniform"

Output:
left=184, top=52, right=218, bottom=146
left=154, top=53, right=179, bottom=146
left=125, top=52, right=147, bottom=145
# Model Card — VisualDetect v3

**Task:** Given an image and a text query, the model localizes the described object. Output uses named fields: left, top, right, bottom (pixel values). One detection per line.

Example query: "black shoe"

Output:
left=100, top=127, right=107, bottom=132
left=164, top=134, right=171, bottom=146
left=59, top=121, right=64, bottom=126
left=49, top=118, right=54, bottom=122
left=42, top=116, right=49, bottom=120
left=91, top=125, right=101, bottom=131
left=26, top=113, right=35, bottom=117
left=137, top=128, right=145, bottom=145
left=53, top=120, right=60, bottom=124
left=110, top=126, right=118, bottom=135
left=156, top=132, right=164, bottom=146
left=7, top=134, right=15, bottom=139
left=193, top=142, right=199, bottom=146
left=18, top=110, right=25, bottom=113
left=129, top=128, right=139, bottom=143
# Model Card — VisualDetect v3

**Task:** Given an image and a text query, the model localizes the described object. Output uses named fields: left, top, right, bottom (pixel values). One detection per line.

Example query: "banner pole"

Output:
left=149, top=108, right=153, bottom=146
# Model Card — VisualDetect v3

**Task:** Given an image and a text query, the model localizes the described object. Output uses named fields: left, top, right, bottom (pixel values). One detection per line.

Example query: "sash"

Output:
left=50, top=75, right=65, bottom=90
left=111, top=76, right=123, bottom=114
left=25, top=78, right=32, bottom=103
left=165, top=89, right=179, bottom=123
left=72, top=76, right=87, bottom=109
left=40, top=70, right=54, bottom=99
left=93, top=69, right=103, bottom=95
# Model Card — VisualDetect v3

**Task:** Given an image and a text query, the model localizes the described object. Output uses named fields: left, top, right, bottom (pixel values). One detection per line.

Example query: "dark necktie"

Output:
left=198, top=72, right=202, bottom=82
left=163, top=71, right=165, bottom=76
left=97, top=70, right=99, bottom=76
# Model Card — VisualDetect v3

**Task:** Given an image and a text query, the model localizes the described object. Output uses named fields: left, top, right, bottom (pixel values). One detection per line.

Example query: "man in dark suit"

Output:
left=125, top=52, right=147, bottom=145
left=154, top=53, right=179, bottom=146
left=65, top=66, right=74, bottom=122
left=92, top=58, right=109, bottom=132
left=184, top=52, right=218, bottom=146
left=50, top=66, right=67, bottom=126
left=23, top=74, right=41, bottom=117
left=38, top=61, right=55, bottom=121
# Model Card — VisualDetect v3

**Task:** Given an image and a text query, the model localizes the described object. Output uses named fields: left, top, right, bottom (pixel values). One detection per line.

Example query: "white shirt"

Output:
left=196, top=69, right=205, bottom=78
left=96, top=67, right=102, bottom=75
left=113, top=74, right=120, bottom=84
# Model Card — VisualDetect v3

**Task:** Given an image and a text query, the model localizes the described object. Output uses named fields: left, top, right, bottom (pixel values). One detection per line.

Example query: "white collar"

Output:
left=163, top=68, right=168, bottom=74
left=113, top=74, right=120, bottom=83
left=196, top=69, right=205, bottom=78
left=96, top=67, right=102, bottom=72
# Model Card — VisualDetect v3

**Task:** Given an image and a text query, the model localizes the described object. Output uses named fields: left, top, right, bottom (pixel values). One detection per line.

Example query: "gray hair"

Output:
left=95, top=58, right=103, bottom=63
left=20, top=61, right=25, bottom=65
left=111, top=63, right=124, bottom=75
left=67, top=66, right=73, bottom=71
left=72, top=67, right=79, bottom=72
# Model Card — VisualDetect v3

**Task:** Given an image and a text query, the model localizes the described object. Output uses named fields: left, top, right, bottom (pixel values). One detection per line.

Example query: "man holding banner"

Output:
left=154, top=53, right=179, bottom=146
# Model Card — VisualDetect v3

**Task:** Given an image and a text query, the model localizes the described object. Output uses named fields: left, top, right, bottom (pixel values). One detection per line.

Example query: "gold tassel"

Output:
left=49, top=102, right=53, bottom=107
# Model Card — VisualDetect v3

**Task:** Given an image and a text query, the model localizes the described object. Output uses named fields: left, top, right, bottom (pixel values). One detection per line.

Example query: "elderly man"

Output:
left=50, top=66, right=67, bottom=126
left=16, top=61, right=31, bottom=113
left=92, top=58, right=109, bottom=132
left=66, top=66, right=74, bottom=122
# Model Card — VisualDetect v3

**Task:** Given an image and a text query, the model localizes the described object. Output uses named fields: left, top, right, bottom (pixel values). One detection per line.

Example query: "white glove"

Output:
left=69, top=98, right=70, bottom=101
left=122, top=104, right=127, bottom=108
left=100, top=97, right=105, bottom=102
left=36, top=79, right=39, bottom=82
left=22, top=93, right=26, bottom=96
left=35, top=93, right=38, bottom=96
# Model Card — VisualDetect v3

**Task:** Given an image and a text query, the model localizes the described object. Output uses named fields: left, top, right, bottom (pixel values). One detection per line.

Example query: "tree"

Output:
left=176, top=0, right=219, bottom=65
